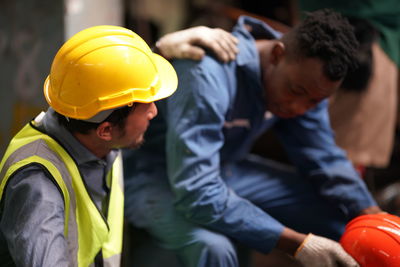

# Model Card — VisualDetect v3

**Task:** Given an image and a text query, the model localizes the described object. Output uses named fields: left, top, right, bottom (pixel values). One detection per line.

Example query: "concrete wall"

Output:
left=0, top=0, right=123, bottom=155
left=65, top=0, right=123, bottom=38
left=0, top=0, right=64, bottom=154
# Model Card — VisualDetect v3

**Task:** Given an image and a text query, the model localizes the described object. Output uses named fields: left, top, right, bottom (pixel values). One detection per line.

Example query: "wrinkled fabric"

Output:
left=0, top=108, right=117, bottom=267
left=123, top=15, right=376, bottom=262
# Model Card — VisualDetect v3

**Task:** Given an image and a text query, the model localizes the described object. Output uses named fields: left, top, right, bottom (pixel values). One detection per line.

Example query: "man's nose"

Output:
left=290, top=101, right=309, bottom=115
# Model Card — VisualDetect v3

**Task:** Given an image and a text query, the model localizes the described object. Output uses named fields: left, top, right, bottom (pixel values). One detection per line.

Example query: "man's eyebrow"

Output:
left=296, top=84, right=328, bottom=102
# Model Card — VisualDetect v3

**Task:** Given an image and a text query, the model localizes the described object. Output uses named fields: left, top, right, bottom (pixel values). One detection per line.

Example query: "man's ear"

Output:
left=270, top=41, right=285, bottom=65
left=96, top=122, right=113, bottom=141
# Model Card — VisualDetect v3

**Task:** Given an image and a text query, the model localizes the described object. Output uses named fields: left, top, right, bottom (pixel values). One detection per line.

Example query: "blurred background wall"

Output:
left=0, top=0, right=63, bottom=154
left=0, top=0, right=123, bottom=154
left=1, top=0, right=399, bottom=200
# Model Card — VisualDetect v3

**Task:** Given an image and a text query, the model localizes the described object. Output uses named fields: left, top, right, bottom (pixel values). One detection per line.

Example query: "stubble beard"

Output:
left=129, top=136, right=145, bottom=150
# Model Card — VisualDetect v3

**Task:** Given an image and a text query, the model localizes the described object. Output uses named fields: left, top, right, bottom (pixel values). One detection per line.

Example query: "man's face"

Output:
left=112, top=102, right=158, bottom=149
left=262, top=56, right=341, bottom=118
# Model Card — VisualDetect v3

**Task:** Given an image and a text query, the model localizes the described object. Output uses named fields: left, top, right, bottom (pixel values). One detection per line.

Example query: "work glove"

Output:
left=294, top=233, right=359, bottom=267
left=155, top=26, right=238, bottom=62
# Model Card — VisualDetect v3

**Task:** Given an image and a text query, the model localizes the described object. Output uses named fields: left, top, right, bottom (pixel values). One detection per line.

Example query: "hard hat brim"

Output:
left=148, top=53, right=178, bottom=102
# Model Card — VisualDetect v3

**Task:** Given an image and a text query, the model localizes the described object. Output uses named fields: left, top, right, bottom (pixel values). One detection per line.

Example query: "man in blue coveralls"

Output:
left=123, top=9, right=381, bottom=267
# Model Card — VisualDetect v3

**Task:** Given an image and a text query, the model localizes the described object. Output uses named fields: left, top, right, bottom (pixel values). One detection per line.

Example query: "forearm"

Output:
left=169, top=140, right=284, bottom=252
left=174, top=182, right=284, bottom=253
left=276, top=227, right=307, bottom=256
left=275, top=103, right=378, bottom=219
left=359, top=205, right=382, bottom=215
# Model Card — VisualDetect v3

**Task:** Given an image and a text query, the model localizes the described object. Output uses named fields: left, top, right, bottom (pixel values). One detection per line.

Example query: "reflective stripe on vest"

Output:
left=0, top=121, right=124, bottom=267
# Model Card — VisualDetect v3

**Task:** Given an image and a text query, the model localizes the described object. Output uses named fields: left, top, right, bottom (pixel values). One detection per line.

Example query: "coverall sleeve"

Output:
left=165, top=59, right=284, bottom=253
left=274, top=100, right=376, bottom=219
left=0, top=166, right=70, bottom=267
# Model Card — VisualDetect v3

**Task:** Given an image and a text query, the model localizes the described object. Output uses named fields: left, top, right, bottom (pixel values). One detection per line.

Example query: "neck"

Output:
left=255, top=39, right=276, bottom=63
left=73, top=131, right=110, bottom=159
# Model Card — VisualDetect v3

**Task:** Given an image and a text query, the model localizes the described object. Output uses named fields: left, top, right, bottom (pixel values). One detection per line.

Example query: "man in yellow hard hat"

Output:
left=0, top=25, right=188, bottom=267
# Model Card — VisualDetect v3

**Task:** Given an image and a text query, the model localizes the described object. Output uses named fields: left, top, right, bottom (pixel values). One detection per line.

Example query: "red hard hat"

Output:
left=340, top=213, right=400, bottom=267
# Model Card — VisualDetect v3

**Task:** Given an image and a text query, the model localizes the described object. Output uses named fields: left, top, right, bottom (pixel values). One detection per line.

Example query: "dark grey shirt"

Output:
left=0, top=108, right=118, bottom=266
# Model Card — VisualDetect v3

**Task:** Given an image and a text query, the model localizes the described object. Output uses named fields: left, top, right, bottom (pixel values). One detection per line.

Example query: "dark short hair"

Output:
left=57, top=105, right=135, bottom=134
left=282, top=9, right=359, bottom=81
left=340, top=17, right=378, bottom=92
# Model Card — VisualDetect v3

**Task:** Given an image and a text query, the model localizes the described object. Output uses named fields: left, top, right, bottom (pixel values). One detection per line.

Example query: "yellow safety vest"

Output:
left=0, top=119, right=124, bottom=267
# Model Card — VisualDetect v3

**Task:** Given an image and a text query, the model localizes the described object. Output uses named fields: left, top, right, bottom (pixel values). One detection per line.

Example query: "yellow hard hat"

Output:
left=44, top=25, right=178, bottom=120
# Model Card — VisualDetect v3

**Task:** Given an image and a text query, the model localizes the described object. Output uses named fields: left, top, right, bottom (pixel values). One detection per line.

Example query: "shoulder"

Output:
left=170, top=57, right=235, bottom=109
left=4, top=165, right=64, bottom=205
left=172, top=56, right=232, bottom=84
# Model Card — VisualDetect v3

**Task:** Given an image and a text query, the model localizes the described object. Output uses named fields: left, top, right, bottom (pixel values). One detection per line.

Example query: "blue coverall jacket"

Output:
left=123, top=15, right=376, bottom=265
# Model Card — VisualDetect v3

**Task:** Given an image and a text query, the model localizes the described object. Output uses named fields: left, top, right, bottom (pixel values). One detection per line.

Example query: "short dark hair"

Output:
left=340, top=17, right=378, bottom=92
left=282, top=9, right=359, bottom=81
left=57, top=105, right=135, bottom=134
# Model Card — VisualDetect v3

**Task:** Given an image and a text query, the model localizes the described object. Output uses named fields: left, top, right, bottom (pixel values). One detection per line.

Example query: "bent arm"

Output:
left=274, top=100, right=379, bottom=219
left=165, top=59, right=283, bottom=253
left=0, top=167, right=70, bottom=267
